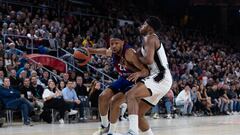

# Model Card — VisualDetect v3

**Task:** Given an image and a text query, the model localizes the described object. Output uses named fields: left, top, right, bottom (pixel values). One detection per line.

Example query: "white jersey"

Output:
left=140, top=35, right=173, bottom=106
left=141, top=42, right=170, bottom=76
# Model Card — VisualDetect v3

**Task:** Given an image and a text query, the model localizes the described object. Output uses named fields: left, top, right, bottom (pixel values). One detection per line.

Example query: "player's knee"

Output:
left=125, top=91, right=136, bottom=101
left=99, top=92, right=111, bottom=103
left=110, top=97, right=121, bottom=108
left=98, top=93, right=109, bottom=103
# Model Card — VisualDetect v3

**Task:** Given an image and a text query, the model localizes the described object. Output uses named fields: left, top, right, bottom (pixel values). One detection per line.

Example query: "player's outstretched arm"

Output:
left=87, top=48, right=112, bottom=56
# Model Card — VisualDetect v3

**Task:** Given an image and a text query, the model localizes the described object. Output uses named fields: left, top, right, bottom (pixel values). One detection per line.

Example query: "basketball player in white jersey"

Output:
left=125, top=16, right=173, bottom=135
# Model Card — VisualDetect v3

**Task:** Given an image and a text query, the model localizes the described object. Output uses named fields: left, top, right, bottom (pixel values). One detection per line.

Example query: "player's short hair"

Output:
left=146, top=16, right=161, bottom=32
left=110, top=33, right=124, bottom=41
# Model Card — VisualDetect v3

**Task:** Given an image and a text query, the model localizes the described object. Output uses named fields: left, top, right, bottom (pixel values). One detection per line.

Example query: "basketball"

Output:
left=73, top=48, right=91, bottom=66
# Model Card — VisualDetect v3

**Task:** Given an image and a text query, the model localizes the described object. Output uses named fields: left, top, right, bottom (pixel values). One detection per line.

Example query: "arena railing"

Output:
left=3, top=34, right=59, bottom=57
left=58, top=48, right=115, bottom=89
left=14, top=49, right=63, bottom=83
left=2, top=33, right=115, bottom=88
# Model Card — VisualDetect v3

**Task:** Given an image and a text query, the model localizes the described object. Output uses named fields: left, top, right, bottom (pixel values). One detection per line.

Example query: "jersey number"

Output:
left=118, top=64, right=127, bottom=71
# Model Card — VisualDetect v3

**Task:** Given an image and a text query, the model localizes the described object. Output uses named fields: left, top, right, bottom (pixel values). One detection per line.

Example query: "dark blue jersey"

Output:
left=112, top=44, right=134, bottom=78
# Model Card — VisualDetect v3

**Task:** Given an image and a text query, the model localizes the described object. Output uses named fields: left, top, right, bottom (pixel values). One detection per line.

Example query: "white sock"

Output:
left=129, top=115, right=139, bottom=134
left=108, top=122, right=117, bottom=134
left=120, top=103, right=127, bottom=117
left=100, top=115, right=109, bottom=127
left=142, top=128, right=154, bottom=135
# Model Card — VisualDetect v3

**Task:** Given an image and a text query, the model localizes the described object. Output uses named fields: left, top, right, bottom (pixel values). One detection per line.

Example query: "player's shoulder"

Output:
left=125, top=48, right=136, bottom=56
left=145, top=34, right=159, bottom=44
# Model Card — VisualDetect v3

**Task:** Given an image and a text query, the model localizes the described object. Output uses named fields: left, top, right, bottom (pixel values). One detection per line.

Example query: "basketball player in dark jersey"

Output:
left=87, top=33, right=149, bottom=135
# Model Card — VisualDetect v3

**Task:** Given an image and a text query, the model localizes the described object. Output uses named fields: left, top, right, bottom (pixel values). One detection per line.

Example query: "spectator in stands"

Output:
left=62, top=80, right=83, bottom=120
left=51, top=70, right=59, bottom=84
left=6, top=42, right=18, bottom=57
left=9, top=69, right=20, bottom=89
left=10, top=54, right=19, bottom=69
left=1, top=23, right=8, bottom=35
left=191, top=85, right=198, bottom=114
left=69, top=71, right=76, bottom=81
left=151, top=102, right=161, bottom=119
left=176, top=85, right=193, bottom=115
left=231, top=85, right=240, bottom=112
left=40, top=71, right=49, bottom=86
left=163, top=90, right=174, bottom=119
left=4, top=53, right=11, bottom=70
left=196, top=84, right=213, bottom=115
left=95, top=32, right=107, bottom=48
left=30, top=70, right=44, bottom=87
left=18, top=70, right=28, bottom=85
left=75, top=76, right=88, bottom=120
left=75, top=76, right=88, bottom=96
left=58, top=80, right=66, bottom=91
left=82, top=36, right=94, bottom=47
left=16, top=62, right=31, bottom=77
left=42, top=80, right=77, bottom=124
left=19, top=78, right=33, bottom=102
left=219, top=86, right=231, bottom=115
left=0, top=78, right=33, bottom=125
left=83, top=72, right=92, bottom=84
left=62, top=73, right=69, bottom=84
left=15, top=38, right=27, bottom=52
left=88, top=80, right=102, bottom=117
left=18, top=52, right=28, bottom=68
left=30, top=76, right=44, bottom=111
left=227, top=85, right=238, bottom=114
left=35, top=63, right=44, bottom=78
left=66, top=41, right=74, bottom=54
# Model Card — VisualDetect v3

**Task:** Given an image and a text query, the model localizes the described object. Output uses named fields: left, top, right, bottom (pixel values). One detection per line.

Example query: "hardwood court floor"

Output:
left=0, top=115, right=239, bottom=135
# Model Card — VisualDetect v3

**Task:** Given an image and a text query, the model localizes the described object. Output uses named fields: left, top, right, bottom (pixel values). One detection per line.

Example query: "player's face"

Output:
left=110, top=38, right=124, bottom=54
left=139, top=21, right=149, bottom=35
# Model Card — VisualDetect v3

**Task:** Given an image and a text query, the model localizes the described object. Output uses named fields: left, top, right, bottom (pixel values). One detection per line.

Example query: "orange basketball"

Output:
left=73, top=48, right=91, bottom=66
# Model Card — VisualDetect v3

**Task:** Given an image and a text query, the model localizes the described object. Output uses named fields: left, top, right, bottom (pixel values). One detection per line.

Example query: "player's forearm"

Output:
left=88, top=48, right=107, bottom=55
left=139, top=56, right=152, bottom=65
left=138, top=69, right=150, bottom=78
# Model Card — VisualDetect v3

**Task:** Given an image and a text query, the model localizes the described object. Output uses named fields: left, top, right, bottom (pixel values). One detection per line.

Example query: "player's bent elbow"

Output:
left=145, top=59, right=154, bottom=65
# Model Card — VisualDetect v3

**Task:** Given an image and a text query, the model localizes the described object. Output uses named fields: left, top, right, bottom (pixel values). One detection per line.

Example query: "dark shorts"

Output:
left=108, top=76, right=134, bottom=94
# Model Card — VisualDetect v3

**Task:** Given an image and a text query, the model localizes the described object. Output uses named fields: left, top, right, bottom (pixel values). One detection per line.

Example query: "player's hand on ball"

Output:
left=106, top=49, right=112, bottom=56
left=127, top=72, right=141, bottom=83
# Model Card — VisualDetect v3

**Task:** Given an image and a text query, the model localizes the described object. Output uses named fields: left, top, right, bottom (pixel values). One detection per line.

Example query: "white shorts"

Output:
left=142, top=70, right=173, bottom=106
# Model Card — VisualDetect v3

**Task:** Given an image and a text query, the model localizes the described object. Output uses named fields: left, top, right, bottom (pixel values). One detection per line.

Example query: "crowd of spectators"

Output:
left=0, top=0, right=240, bottom=126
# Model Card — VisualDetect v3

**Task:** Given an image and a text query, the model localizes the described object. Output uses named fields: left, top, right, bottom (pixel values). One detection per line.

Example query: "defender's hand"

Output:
left=127, top=72, right=141, bottom=83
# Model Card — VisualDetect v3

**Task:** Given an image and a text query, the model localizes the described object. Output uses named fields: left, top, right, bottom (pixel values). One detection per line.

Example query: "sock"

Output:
left=120, top=103, right=127, bottom=117
left=108, top=122, right=117, bottom=134
left=142, top=128, right=154, bottom=135
left=100, top=115, right=109, bottom=128
left=129, top=115, right=139, bottom=134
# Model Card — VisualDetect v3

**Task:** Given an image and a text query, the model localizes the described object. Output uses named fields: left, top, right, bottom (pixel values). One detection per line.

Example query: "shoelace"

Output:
left=127, top=130, right=137, bottom=135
